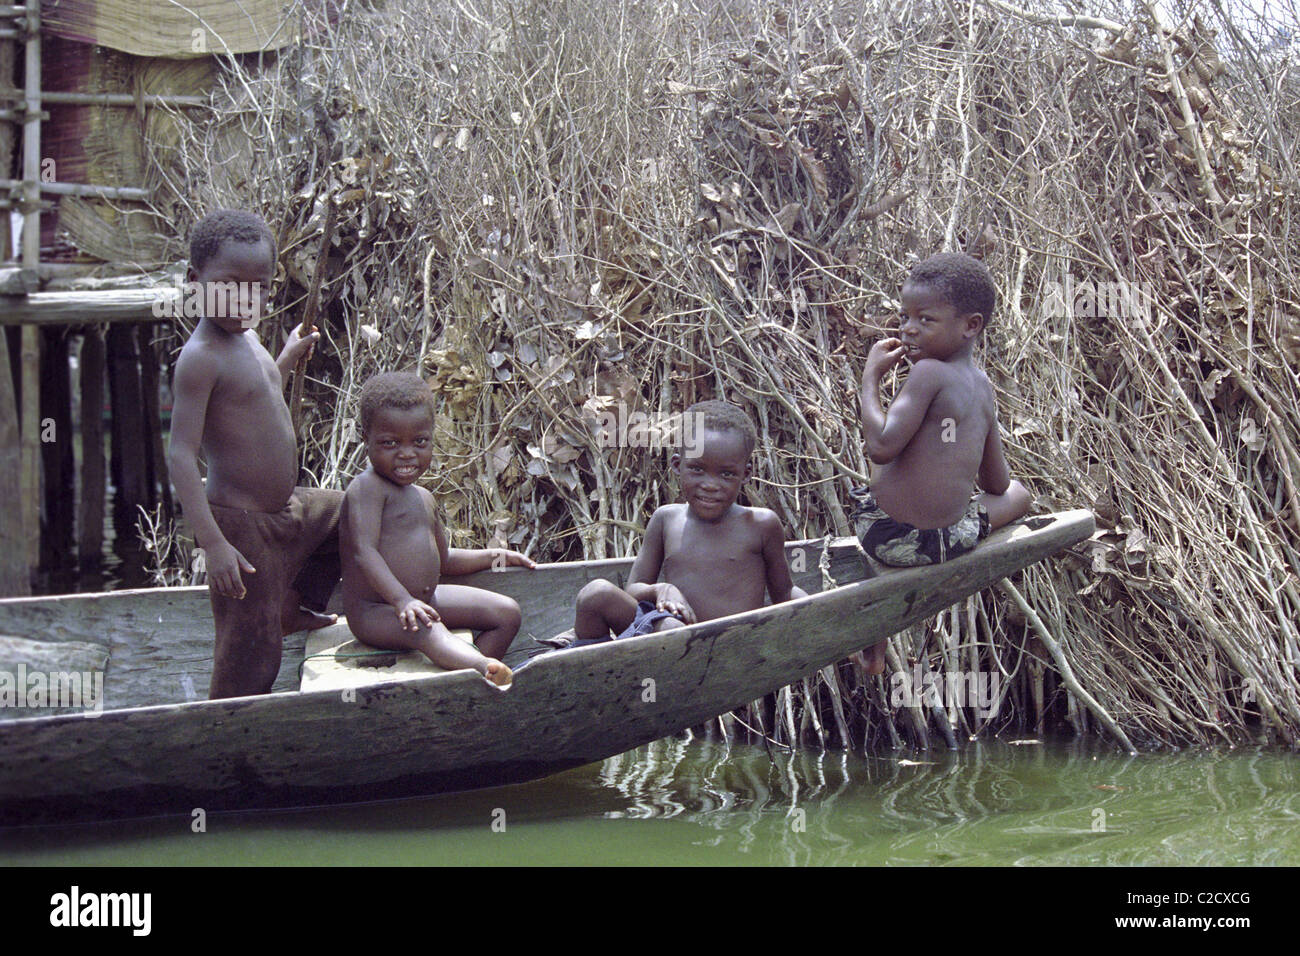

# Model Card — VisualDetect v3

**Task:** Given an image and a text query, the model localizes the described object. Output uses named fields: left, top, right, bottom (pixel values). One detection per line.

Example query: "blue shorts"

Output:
left=565, top=600, right=679, bottom=650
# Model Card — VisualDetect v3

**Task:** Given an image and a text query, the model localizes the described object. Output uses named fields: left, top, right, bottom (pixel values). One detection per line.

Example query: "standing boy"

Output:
left=568, top=400, right=807, bottom=646
left=168, top=209, right=340, bottom=699
left=340, top=371, right=533, bottom=685
left=854, top=251, right=1031, bottom=671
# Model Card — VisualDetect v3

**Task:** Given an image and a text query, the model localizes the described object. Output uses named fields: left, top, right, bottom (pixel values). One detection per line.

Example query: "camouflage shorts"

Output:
left=848, top=487, right=990, bottom=568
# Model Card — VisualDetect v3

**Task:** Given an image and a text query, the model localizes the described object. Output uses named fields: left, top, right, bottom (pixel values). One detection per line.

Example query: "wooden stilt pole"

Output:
left=0, top=16, right=23, bottom=595
left=39, top=326, right=73, bottom=573
left=78, top=328, right=105, bottom=568
left=138, top=324, right=170, bottom=517
left=0, top=331, right=20, bottom=593
left=106, top=324, right=147, bottom=527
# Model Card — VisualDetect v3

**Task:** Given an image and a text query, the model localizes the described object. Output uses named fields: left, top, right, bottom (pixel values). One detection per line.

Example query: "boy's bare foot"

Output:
left=483, top=659, right=513, bottom=687
left=282, top=604, right=338, bottom=635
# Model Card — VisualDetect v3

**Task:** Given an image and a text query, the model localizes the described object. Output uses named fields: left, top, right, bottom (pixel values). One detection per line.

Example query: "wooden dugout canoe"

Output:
left=0, top=510, right=1093, bottom=826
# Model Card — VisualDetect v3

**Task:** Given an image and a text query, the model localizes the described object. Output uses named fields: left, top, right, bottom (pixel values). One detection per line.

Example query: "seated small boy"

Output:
left=853, top=251, right=1031, bottom=671
left=568, top=400, right=808, bottom=647
left=340, top=371, right=535, bottom=686
left=168, top=208, right=342, bottom=700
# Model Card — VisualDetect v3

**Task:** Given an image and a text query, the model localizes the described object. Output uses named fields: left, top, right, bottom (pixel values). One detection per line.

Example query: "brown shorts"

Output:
left=207, top=487, right=342, bottom=696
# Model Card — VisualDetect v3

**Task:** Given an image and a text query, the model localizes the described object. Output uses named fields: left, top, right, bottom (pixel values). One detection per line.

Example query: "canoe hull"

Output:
left=0, top=511, right=1093, bottom=825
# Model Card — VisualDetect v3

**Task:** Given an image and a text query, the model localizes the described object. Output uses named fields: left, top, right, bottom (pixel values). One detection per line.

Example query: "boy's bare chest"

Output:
left=211, top=348, right=282, bottom=407
left=378, top=489, right=436, bottom=545
left=661, top=518, right=761, bottom=574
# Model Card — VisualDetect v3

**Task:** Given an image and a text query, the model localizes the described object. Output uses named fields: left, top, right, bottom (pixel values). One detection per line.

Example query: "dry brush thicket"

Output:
left=151, top=0, right=1300, bottom=750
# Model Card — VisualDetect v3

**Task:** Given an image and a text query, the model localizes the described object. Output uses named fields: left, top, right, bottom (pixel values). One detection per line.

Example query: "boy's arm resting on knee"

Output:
left=626, top=510, right=694, bottom=620
left=759, top=510, right=797, bottom=604
left=861, top=357, right=944, bottom=464
left=168, top=350, right=252, bottom=597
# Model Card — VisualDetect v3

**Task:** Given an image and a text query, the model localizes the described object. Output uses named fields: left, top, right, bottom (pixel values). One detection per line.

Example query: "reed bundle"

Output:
left=152, top=0, right=1300, bottom=749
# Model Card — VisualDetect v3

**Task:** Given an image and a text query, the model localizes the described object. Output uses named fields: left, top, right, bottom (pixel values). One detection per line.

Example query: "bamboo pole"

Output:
left=0, top=5, right=21, bottom=593
left=18, top=0, right=38, bottom=578
left=0, top=178, right=150, bottom=200
left=0, top=90, right=209, bottom=108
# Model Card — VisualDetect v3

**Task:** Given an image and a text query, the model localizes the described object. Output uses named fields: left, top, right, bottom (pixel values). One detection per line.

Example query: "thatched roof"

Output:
left=42, top=0, right=327, bottom=57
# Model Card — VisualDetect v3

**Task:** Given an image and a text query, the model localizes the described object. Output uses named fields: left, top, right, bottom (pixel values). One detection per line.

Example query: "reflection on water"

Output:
left=2, top=738, right=1297, bottom=865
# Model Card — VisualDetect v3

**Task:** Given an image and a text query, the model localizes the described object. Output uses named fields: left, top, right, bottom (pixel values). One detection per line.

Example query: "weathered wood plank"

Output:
left=0, top=267, right=37, bottom=295
left=0, top=289, right=177, bottom=326
left=0, top=511, right=1094, bottom=823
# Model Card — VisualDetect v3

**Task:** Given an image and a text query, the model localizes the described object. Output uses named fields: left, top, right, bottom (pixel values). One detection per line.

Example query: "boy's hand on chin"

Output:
left=865, top=337, right=907, bottom=380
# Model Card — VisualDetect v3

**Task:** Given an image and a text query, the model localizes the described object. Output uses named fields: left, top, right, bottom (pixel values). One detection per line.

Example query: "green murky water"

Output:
left=2, top=737, right=1297, bottom=866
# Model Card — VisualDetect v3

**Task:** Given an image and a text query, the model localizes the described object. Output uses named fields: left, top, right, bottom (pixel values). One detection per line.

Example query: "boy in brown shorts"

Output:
left=168, top=209, right=342, bottom=699
left=853, top=252, right=1031, bottom=672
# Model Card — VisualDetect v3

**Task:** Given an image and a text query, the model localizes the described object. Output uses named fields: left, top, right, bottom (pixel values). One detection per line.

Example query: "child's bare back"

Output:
left=853, top=253, right=1030, bottom=673
left=857, top=253, right=1029, bottom=548
left=867, top=357, right=998, bottom=530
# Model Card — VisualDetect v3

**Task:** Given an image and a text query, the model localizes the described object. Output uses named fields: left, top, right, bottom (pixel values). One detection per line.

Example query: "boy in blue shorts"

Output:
left=567, top=401, right=807, bottom=647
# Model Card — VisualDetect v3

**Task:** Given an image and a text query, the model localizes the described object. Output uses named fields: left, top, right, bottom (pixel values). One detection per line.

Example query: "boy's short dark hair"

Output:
left=189, top=209, right=275, bottom=271
left=683, top=400, right=757, bottom=455
left=359, top=371, right=436, bottom=435
left=906, top=252, right=997, bottom=329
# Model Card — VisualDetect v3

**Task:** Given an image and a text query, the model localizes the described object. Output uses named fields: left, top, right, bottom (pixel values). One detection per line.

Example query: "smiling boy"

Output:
left=340, top=372, right=534, bottom=686
left=853, top=252, right=1030, bottom=671
left=567, top=400, right=806, bottom=647
left=168, top=209, right=341, bottom=699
